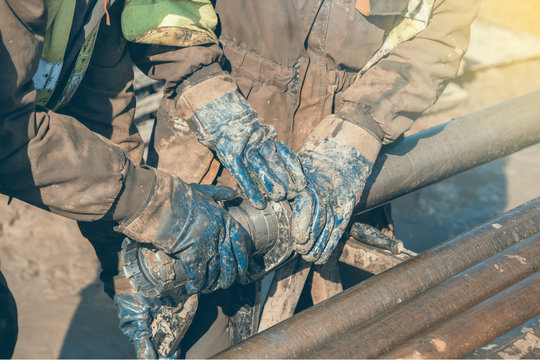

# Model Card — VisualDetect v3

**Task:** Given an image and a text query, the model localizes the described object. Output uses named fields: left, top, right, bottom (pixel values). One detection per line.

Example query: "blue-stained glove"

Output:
left=291, top=116, right=382, bottom=264
left=114, top=293, right=162, bottom=359
left=116, top=169, right=250, bottom=294
left=114, top=292, right=197, bottom=359
left=177, top=75, right=306, bottom=209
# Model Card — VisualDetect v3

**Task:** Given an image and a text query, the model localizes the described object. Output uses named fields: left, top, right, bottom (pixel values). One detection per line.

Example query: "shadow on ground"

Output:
left=59, top=283, right=134, bottom=359
left=393, top=157, right=509, bottom=253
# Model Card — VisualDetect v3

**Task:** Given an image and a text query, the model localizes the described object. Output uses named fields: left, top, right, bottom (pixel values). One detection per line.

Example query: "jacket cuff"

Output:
left=307, top=115, right=382, bottom=164
left=114, top=168, right=192, bottom=252
left=337, top=102, right=386, bottom=142
left=111, top=162, right=155, bottom=222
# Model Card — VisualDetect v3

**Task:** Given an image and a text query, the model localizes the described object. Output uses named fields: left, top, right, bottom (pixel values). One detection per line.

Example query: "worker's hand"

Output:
left=114, top=293, right=165, bottom=359
left=291, top=116, right=381, bottom=264
left=177, top=75, right=306, bottom=209
left=116, top=169, right=250, bottom=294
left=114, top=292, right=198, bottom=359
left=173, top=183, right=251, bottom=294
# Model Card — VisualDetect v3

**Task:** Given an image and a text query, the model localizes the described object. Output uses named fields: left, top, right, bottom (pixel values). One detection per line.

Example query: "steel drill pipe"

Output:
left=306, top=233, right=540, bottom=358
left=382, top=271, right=540, bottom=359
left=357, top=90, right=540, bottom=212
left=466, top=314, right=540, bottom=359
left=215, top=198, right=540, bottom=359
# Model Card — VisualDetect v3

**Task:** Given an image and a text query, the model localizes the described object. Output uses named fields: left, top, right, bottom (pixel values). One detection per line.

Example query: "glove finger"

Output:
left=228, top=158, right=267, bottom=209
left=302, top=204, right=335, bottom=262
left=184, top=272, right=202, bottom=295
left=291, top=190, right=315, bottom=248
left=210, top=246, right=221, bottom=284
left=228, top=218, right=250, bottom=278
left=114, top=294, right=158, bottom=359
left=245, top=145, right=286, bottom=202
left=274, top=142, right=307, bottom=197
left=292, top=186, right=327, bottom=253
left=182, top=251, right=217, bottom=295
left=202, top=248, right=220, bottom=294
left=178, top=256, right=201, bottom=295
left=257, top=141, right=296, bottom=197
left=315, top=221, right=348, bottom=265
left=193, top=184, right=239, bottom=202
left=115, top=294, right=154, bottom=332
left=217, top=225, right=237, bottom=290
left=134, top=336, right=158, bottom=359
left=306, top=187, right=329, bottom=249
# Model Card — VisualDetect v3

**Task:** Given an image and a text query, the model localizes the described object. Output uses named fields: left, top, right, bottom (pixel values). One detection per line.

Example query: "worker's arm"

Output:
left=59, top=0, right=145, bottom=166
left=336, top=0, right=481, bottom=144
left=127, top=0, right=306, bottom=210
left=1, top=0, right=249, bottom=283
left=0, top=0, right=153, bottom=222
left=291, top=0, right=480, bottom=263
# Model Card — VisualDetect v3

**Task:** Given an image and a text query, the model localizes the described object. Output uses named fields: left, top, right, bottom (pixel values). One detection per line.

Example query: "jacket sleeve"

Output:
left=0, top=0, right=151, bottom=222
left=125, top=0, right=227, bottom=97
left=337, top=0, right=480, bottom=144
left=60, top=1, right=145, bottom=166
left=129, top=41, right=226, bottom=99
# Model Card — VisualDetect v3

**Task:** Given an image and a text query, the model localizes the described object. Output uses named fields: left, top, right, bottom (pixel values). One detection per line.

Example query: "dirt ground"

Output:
left=2, top=2, right=540, bottom=358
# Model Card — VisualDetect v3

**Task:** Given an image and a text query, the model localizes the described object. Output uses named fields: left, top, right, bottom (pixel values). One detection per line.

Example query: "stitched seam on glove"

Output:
left=176, top=74, right=237, bottom=125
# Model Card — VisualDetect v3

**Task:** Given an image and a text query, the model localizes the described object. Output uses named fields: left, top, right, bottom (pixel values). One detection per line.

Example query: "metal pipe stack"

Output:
left=214, top=91, right=540, bottom=359
left=216, top=198, right=540, bottom=358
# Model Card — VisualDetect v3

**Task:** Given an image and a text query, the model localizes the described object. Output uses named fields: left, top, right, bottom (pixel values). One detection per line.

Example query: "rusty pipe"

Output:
left=215, top=197, right=540, bottom=359
left=382, top=271, right=540, bottom=359
left=465, top=314, right=540, bottom=359
left=358, top=90, right=540, bottom=212
left=306, top=232, right=540, bottom=358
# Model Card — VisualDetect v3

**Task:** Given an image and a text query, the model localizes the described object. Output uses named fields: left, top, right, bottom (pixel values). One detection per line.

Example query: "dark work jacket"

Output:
left=215, top=0, right=480, bottom=149
left=0, top=0, right=223, bottom=220
left=152, top=0, right=480, bottom=186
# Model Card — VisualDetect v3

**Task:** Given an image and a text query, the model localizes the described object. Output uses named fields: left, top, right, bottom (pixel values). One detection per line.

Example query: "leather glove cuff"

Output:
left=115, top=168, right=194, bottom=253
left=306, top=115, right=382, bottom=164
left=175, top=75, right=264, bottom=148
left=337, top=102, right=386, bottom=142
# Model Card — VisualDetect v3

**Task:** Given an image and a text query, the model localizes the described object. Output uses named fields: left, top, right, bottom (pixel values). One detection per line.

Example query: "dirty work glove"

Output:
left=114, top=293, right=163, bottom=359
left=176, top=74, right=306, bottom=209
left=115, top=292, right=198, bottom=359
left=291, top=116, right=381, bottom=264
left=115, top=168, right=250, bottom=294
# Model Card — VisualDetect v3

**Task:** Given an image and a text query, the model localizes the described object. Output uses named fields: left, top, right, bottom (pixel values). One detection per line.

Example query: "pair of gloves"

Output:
left=113, top=74, right=381, bottom=358
left=172, top=74, right=382, bottom=267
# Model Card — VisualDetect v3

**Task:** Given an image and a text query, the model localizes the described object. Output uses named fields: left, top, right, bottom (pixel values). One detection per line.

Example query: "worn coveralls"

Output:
left=151, top=0, right=480, bottom=354
left=0, top=0, right=245, bottom=357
